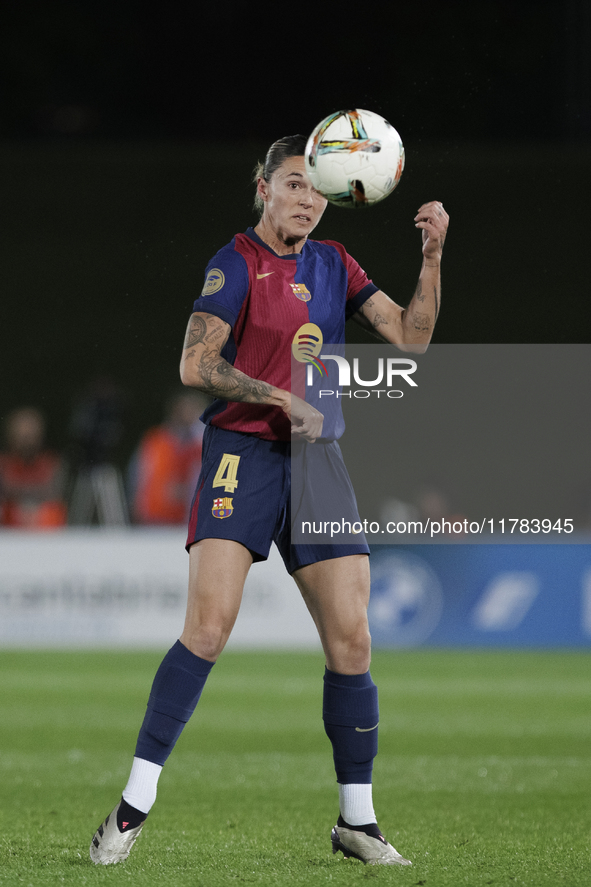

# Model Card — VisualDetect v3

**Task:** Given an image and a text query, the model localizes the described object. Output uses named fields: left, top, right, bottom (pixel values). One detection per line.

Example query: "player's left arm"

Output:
left=352, top=200, right=449, bottom=352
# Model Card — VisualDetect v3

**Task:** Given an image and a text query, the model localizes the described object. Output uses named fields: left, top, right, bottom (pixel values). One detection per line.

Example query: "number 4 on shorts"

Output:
left=213, top=453, right=241, bottom=493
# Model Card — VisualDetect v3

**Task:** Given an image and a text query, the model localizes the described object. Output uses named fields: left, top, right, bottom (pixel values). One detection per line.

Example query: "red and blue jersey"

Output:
left=193, top=227, right=378, bottom=441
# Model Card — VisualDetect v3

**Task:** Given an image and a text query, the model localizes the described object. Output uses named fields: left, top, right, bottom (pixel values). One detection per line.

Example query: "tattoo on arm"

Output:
left=411, top=312, right=431, bottom=332
left=407, top=278, right=439, bottom=333
left=183, top=314, right=208, bottom=348
left=205, top=325, right=225, bottom=343
left=183, top=312, right=230, bottom=354
left=355, top=300, right=369, bottom=322
left=197, top=348, right=275, bottom=403
left=355, top=297, right=389, bottom=336
left=182, top=312, right=273, bottom=403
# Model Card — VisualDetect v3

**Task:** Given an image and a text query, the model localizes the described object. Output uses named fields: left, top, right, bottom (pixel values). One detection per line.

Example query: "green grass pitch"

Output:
left=0, top=649, right=590, bottom=886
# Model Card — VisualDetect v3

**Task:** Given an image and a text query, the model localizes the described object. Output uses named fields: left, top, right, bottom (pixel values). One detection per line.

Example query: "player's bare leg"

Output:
left=293, top=555, right=411, bottom=866
left=90, top=539, right=252, bottom=865
left=293, top=554, right=371, bottom=674
left=180, top=538, right=253, bottom=660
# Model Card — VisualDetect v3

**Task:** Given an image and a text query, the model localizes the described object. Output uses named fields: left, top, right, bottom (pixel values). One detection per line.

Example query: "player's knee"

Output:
left=331, top=627, right=371, bottom=674
left=182, top=623, right=231, bottom=661
left=353, top=625, right=372, bottom=659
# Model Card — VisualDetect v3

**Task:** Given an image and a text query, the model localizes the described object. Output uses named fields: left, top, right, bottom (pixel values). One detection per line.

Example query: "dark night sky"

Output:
left=1, top=0, right=590, bottom=142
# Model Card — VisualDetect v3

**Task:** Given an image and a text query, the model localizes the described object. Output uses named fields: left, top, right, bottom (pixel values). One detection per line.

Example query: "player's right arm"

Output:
left=180, top=311, right=323, bottom=442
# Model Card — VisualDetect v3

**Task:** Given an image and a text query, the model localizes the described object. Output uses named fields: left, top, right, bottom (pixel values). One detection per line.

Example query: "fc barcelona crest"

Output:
left=290, top=283, right=311, bottom=302
left=212, top=497, right=233, bottom=519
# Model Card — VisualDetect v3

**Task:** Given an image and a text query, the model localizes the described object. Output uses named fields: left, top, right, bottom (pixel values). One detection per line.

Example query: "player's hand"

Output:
left=287, top=393, right=324, bottom=443
left=415, top=201, right=449, bottom=264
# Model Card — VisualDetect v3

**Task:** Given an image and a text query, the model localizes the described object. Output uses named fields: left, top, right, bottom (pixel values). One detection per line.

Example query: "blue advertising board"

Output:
left=368, top=545, right=591, bottom=648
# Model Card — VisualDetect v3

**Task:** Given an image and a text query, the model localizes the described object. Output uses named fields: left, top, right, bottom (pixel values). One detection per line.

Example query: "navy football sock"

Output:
left=134, top=640, right=214, bottom=766
left=323, top=668, right=379, bottom=785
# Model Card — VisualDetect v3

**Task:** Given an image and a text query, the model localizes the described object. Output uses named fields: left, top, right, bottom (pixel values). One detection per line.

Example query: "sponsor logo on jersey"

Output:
left=256, top=271, right=274, bottom=279
left=290, top=282, right=311, bottom=302
left=212, top=497, right=233, bottom=519
left=292, top=323, right=327, bottom=376
left=202, top=268, right=225, bottom=296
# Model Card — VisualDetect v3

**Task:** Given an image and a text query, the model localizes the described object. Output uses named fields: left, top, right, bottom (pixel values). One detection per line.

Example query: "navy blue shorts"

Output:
left=186, top=426, right=369, bottom=574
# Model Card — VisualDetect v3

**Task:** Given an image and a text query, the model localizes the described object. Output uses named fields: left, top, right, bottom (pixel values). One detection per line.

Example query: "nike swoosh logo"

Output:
left=355, top=723, right=379, bottom=733
left=257, top=272, right=274, bottom=279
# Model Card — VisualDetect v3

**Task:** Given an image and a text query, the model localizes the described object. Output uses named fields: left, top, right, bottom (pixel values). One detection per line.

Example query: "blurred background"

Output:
left=2, top=0, right=590, bottom=469
left=1, top=0, right=590, bottom=648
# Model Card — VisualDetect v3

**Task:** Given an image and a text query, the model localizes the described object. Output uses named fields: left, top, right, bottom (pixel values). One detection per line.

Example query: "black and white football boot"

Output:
left=331, top=816, right=412, bottom=866
left=89, top=799, right=146, bottom=865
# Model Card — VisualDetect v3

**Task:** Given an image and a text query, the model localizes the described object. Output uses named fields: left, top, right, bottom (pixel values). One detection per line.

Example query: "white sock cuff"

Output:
left=122, top=757, right=163, bottom=814
left=338, top=783, right=376, bottom=826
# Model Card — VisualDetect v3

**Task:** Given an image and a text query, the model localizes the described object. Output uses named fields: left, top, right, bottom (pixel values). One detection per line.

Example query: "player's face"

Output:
left=258, top=156, right=328, bottom=245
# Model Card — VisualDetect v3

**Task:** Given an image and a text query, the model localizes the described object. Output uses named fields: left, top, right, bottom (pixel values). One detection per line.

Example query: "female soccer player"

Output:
left=90, top=133, right=449, bottom=867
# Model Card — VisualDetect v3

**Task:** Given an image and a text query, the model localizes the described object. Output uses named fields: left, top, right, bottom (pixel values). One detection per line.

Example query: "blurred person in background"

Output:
left=129, top=390, right=208, bottom=525
left=68, top=376, right=128, bottom=526
left=69, top=375, right=126, bottom=469
left=415, top=482, right=468, bottom=535
left=0, top=407, right=67, bottom=529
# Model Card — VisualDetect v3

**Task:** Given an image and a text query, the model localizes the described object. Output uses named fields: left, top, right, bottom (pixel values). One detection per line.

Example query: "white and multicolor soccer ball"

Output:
left=305, top=109, right=405, bottom=208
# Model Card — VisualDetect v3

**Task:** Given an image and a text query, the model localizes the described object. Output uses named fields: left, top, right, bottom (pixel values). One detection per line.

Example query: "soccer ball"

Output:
left=305, top=109, right=405, bottom=208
